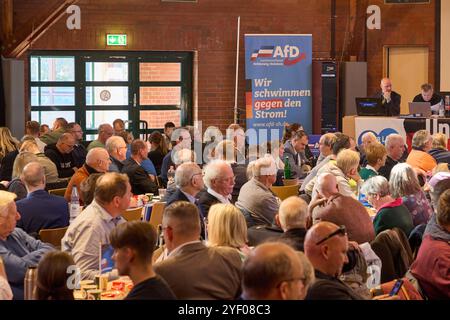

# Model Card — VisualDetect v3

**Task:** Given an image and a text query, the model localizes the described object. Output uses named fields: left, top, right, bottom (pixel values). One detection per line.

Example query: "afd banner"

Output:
left=245, top=34, right=312, bottom=142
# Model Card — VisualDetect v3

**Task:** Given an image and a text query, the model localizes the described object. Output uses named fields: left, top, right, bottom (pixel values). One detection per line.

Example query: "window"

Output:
left=30, top=51, right=192, bottom=140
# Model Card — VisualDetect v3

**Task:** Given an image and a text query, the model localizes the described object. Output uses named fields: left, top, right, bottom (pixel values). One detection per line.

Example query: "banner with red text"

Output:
left=245, top=34, right=312, bottom=141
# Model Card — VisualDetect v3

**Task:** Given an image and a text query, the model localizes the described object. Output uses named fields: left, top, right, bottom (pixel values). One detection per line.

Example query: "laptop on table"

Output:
left=407, top=102, right=431, bottom=117
left=355, top=98, right=386, bottom=116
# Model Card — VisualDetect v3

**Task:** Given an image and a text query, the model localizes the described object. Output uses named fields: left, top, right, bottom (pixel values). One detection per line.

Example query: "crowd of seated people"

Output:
left=0, top=118, right=449, bottom=301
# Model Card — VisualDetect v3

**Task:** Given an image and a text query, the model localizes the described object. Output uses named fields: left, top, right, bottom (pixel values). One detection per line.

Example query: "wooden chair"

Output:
left=271, top=184, right=300, bottom=201
left=39, top=226, right=69, bottom=249
left=282, top=178, right=299, bottom=186
left=48, top=188, right=67, bottom=197
left=122, top=207, right=143, bottom=221
left=149, top=202, right=165, bottom=231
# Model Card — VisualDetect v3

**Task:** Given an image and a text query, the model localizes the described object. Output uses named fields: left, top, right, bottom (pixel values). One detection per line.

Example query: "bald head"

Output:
left=98, top=124, right=114, bottom=144
left=380, top=77, right=392, bottom=94
left=316, top=173, right=338, bottom=198
left=85, top=147, right=111, bottom=173
left=278, top=196, right=308, bottom=231
left=20, top=162, right=45, bottom=189
left=242, top=242, right=306, bottom=300
left=304, top=222, right=348, bottom=278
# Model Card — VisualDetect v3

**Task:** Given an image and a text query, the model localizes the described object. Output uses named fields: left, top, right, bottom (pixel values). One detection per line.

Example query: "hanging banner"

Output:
left=245, top=34, right=312, bottom=142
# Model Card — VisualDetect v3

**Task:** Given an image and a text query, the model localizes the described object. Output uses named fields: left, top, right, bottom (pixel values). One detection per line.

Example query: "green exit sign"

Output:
left=106, top=34, right=127, bottom=46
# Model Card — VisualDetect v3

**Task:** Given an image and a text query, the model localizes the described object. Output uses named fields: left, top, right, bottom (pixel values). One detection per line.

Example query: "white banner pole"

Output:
left=234, top=16, right=240, bottom=124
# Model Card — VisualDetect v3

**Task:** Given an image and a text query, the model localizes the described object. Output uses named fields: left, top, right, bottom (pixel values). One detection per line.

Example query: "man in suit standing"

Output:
left=154, top=201, right=242, bottom=299
left=122, top=139, right=158, bottom=195
left=197, top=160, right=235, bottom=218
left=165, top=162, right=204, bottom=206
left=376, top=77, right=401, bottom=116
left=16, top=162, right=69, bottom=237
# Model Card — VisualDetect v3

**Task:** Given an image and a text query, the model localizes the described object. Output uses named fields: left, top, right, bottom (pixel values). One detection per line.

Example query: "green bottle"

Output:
left=284, top=156, right=291, bottom=179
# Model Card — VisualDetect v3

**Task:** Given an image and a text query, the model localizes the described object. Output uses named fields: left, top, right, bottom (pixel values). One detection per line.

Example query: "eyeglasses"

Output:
left=315, top=225, right=347, bottom=245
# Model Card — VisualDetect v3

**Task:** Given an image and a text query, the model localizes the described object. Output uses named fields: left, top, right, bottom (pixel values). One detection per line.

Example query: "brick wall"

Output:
left=140, top=110, right=181, bottom=129
left=9, top=0, right=437, bottom=132
left=140, top=87, right=181, bottom=105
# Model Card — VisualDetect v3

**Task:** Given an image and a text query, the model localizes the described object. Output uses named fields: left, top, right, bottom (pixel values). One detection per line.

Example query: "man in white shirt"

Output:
left=197, top=160, right=235, bottom=218
left=62, top=172, right=132, bottom=280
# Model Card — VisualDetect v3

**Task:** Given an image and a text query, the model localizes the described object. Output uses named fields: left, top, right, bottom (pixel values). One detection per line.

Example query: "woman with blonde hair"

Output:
left=207, top=203, right=251, bottom=260
left=428, top=132, right=450, bottom=164
left=311, top=149, right=361, bottom=199
left=0, top=127, right=19, bottom=162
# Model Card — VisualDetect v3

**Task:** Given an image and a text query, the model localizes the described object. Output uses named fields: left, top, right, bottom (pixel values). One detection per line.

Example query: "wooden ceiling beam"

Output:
left=2, top=0, right=79, bottom=58
left=2, top=0, right=14, bottom=40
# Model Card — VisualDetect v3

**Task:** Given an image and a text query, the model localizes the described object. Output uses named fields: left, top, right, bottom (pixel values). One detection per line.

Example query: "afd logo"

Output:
left=250, top=45, right=306, bottom=65
left=358, top=128, right=398, bottom=145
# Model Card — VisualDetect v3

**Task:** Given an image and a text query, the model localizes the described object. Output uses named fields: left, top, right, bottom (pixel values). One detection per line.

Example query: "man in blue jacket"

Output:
left=0, top=190, right=54, bottom=299
left=16, top=162, right=69, bottom=237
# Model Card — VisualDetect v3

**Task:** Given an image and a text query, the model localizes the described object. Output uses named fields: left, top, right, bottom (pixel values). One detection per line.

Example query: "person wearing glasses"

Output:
left=165, top=162, right=204, bottom=207
left=360, top=175, right=414, bottom=237
left=44, top=133, right=78, bottom=178
left=197, top=160, right=235, bottom=218
left=64, top=148, right=111, bottom=204
left=241, top=242, right=307, bottom=300
left=105, top=136, right=128, bottom=173
left=67, top=122, right=87, bottom=169
left=304, top=222, right=366, bottom=300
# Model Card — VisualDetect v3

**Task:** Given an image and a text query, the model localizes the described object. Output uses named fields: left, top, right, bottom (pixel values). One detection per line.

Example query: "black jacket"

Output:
left=279, top=228, right=307, bottom=252
left=379, top=155, right=401, bottom=180
left=305, top=270, right=365, bottom=300
left=374, top=91, right=401, bottom=116
left=0, top=150, right=18, bottom=181
left=148, top=147, right=166, bottom=176
left=165, top=188, right=190, bottom=206
left=121, top=158, right=158, bottom=195
left=44, top=143, right=76, bottom=178
left=196, top=189, right=221, bottom=219
left=72, top=143, right=87, bottom=168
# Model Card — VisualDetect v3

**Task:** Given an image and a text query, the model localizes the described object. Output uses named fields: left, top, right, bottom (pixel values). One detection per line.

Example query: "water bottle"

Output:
left=283, top=156, right=291, bottom=179
left=70, top=185, right=81, bottom=222
left=24, top=266, right=37, bottom=300
left=167, top=166, right=175, bottom=185
left=439, top=100, right=445, bottom=118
